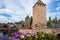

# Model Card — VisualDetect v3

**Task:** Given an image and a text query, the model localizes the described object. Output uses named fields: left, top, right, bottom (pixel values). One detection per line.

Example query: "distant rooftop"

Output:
left=51, top=23, right=60, bottom=28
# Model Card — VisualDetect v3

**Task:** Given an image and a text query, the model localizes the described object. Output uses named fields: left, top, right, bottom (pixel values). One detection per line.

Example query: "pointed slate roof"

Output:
left=25, top=16, right=30, bottom=19
left=51, top=23, right=60, bottom=28
left=36, top=0, right=45, bottom=5
left=33, top=0, right=46, bottom=8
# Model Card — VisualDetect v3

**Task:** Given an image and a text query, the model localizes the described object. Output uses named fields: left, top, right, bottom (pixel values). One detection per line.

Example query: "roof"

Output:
left=36, top=0, right=45, bottom=5
left=51, top=23, right=60, bottom=28
left=25, top=16, right=30, bottom=19
left=33, top=0, right=46, bottom=8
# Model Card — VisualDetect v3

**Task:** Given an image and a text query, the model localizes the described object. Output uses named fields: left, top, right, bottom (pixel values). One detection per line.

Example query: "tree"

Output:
left=19, top=20, right=25, bottom=24
left=47, top=16, right=53, bottom=28
left=49, top=16, right=51, bottom=22
left=52, top=17, right=57, bottom=24
left=57, top=19, right=60, bottom=25
left=4, top=24, right=8, bottom=28
left=30, top=16, right=33, bottom=26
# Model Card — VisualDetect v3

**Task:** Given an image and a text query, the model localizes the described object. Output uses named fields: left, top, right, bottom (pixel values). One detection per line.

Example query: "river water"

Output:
left=0, top=32, right=9, bottom=40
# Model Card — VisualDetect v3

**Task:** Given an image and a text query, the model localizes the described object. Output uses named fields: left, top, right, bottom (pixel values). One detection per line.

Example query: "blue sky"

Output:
left=0, top=0, right=60, bottom=23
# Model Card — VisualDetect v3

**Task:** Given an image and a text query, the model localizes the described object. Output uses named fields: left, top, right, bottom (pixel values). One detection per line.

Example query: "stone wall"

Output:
left=19, top=29, right=53, bottom=34
left=18, top=28, right=60, bottom=36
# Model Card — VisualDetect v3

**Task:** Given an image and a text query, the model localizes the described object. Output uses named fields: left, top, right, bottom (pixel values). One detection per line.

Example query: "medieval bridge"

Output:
left=19, top=28, right=60, bottom=36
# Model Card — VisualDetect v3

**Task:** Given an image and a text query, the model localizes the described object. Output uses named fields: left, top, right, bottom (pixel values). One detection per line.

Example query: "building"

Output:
left=51, top=23, right=60, bottom=28
left=32, top=0, right=47, bottom=29
left=25, top=16, right=30, bottom=28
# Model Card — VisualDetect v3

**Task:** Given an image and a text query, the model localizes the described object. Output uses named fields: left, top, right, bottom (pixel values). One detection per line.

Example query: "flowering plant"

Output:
left=8, top=32, right=56, bottom=40
left=1, top=32, right=56, bottom=40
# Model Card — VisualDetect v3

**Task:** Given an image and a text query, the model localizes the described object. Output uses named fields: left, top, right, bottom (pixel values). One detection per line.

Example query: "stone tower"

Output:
left=25, top=16, right=30, bottom=28
left=33, top=0, right=47, bottom=29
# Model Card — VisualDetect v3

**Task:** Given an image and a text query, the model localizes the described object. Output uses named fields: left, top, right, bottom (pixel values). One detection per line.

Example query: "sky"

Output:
left=0, top=0, right=60, bottom=23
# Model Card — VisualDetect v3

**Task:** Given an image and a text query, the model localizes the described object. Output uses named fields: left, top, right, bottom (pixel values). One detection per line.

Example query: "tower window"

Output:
left=35, top=24, right=37, bottom=27
left=44, top=5, right=45, bottom=7
left=40, top=4, right=41, bottom=6
left=38, top=4, right=40, bottom=6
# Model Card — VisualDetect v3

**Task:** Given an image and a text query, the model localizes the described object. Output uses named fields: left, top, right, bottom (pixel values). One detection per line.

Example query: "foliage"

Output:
left=14, top=20, right=25, bottom=25
left=47, top=16, right=53, bottom=28
left=47, top=16, right=60, bottom=28
left=30, top=16, right=33, bottom=26
left=57, top=19, right=60, bottom=25
left=57, top=33, right=60, bottom=40
left=52, top=17, right=57, bottom=24
left=3, top=24, right=8, bottom=28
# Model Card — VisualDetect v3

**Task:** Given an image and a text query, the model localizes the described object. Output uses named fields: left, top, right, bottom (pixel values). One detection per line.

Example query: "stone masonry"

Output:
left=32, top=0, right=47, bottom=29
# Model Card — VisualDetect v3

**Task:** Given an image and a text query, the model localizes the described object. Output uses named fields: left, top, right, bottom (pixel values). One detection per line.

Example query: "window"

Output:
left=35, top=24, right=37, bottom=27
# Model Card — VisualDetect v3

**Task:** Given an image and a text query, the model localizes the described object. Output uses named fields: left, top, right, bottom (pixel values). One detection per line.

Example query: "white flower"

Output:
left=42, top=35, right=44, bottom=37
left=27, top=34, right=31, bottom=37
left=35, top=36, right=38, bottom=38
left=20, top=35, right=24, bottom=38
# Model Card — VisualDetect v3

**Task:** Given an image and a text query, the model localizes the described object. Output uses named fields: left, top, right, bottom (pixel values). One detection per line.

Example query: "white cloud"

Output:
left=56, top=6, right=60, bottom=11
left=0, top=0, right=36, bottom=23
left=0, top=0, right=56, bottom=23
left=56, top=3, right=60, bottom=11
left=47, top=11, right=60, bottom=20
left=57, top=3, right=60, bottom=6
left=0, top=16, right=9, bottom=23
left=42, top=0, right=51, bottom=4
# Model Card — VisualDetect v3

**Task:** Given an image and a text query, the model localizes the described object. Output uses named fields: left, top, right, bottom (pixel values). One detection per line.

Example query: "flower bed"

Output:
left=1, top=32, right=57, bottom=40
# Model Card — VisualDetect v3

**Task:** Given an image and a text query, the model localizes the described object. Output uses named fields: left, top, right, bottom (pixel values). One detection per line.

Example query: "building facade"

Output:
left=33, top=0, right=47, bottom=29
